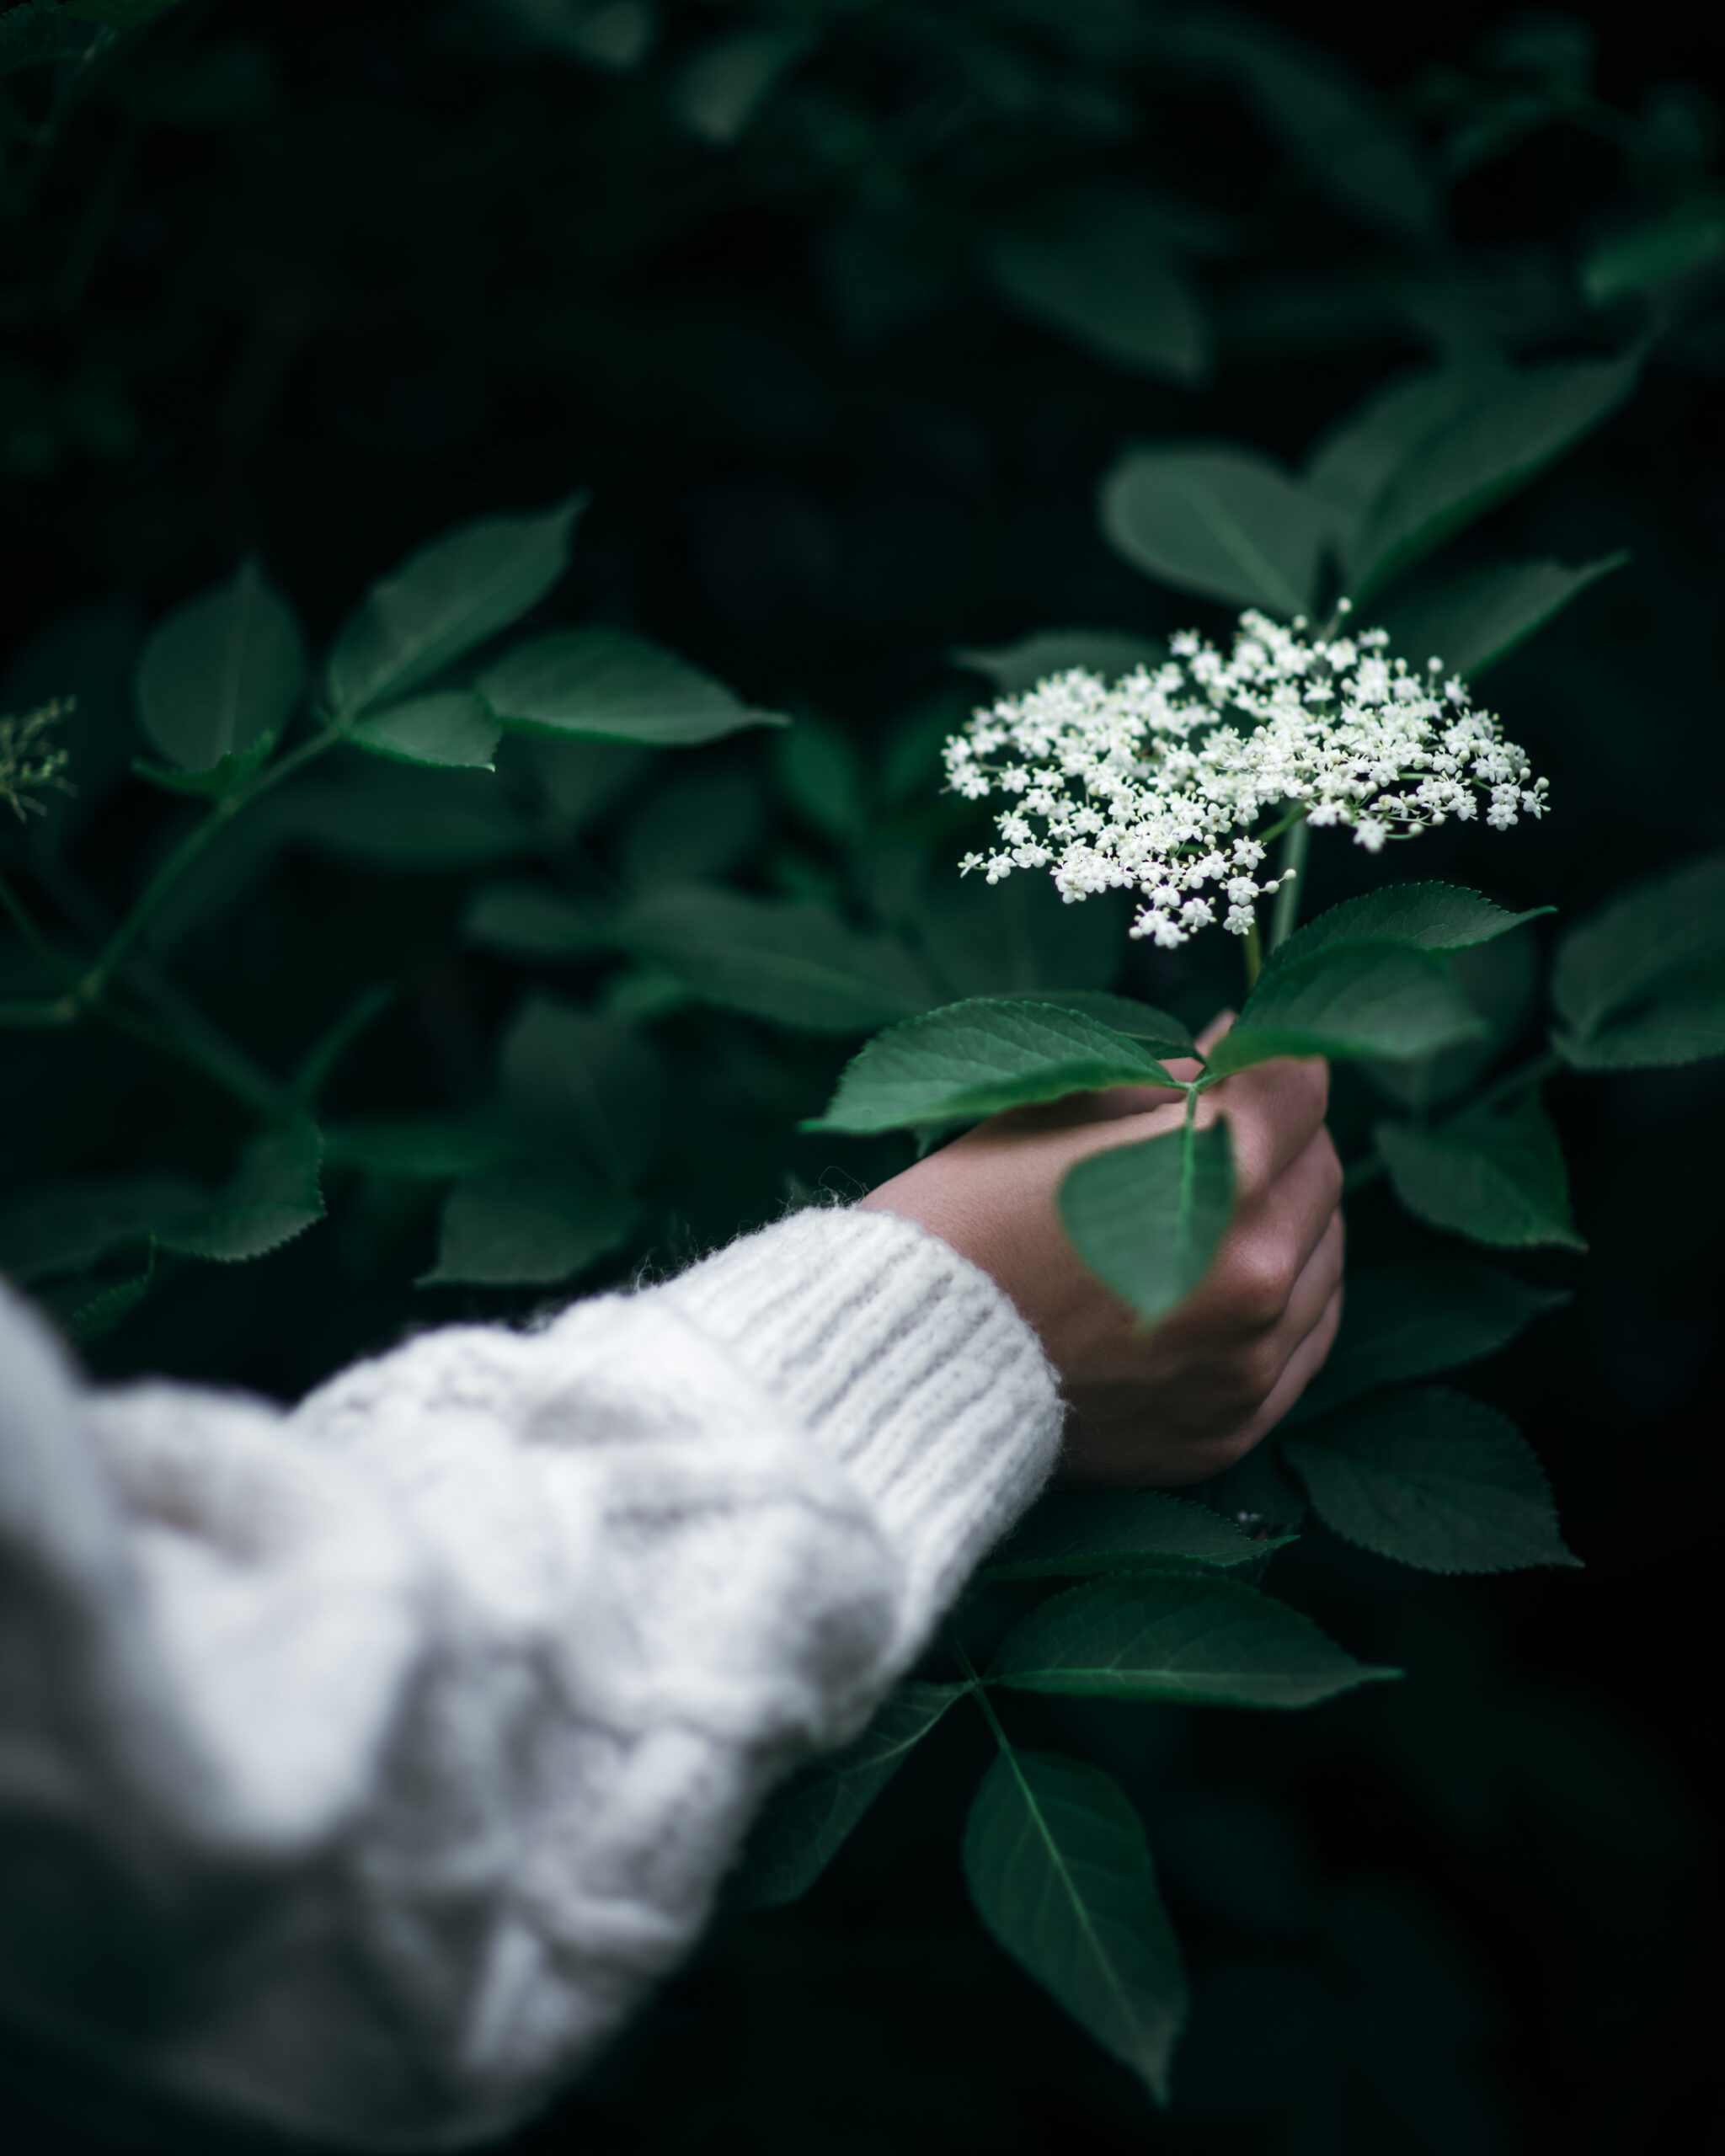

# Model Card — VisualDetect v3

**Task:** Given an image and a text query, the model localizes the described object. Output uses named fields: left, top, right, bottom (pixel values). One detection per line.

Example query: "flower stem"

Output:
left=1268, top=814, right=1310, bottom=954
left=1242, top=917, right=1263, bottom=991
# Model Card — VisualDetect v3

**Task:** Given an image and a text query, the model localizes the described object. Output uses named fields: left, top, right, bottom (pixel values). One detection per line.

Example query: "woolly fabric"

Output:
left=0, top=1205, right=1061, bottom=2150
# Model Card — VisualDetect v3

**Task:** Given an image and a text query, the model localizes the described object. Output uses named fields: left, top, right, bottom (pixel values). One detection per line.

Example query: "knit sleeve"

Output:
left=0, top=1204, right=1060, bottom=2151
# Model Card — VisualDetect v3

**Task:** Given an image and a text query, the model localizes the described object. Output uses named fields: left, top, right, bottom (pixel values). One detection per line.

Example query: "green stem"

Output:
left=0, top=867, right=73, bottom=982
left=953, top=1639, right=1002, bottom=1743
left=1242, top=917, right=1263, bottom=992
left=1268, top=815, right=1310, bottom=954
left=0, top=997, right=77, bottom=1027
left=77, top=725, right=339, bottom=1004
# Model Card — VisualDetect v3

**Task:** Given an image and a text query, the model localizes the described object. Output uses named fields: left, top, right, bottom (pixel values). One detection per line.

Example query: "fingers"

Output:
left=1233, top=1278, right=1345, bottom=1450
left=1211, top=1054, right=1331, bottom=1199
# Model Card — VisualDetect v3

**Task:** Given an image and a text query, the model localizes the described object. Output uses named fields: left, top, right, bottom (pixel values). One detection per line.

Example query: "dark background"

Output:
left=3, top=3, right=1722, bottom=2150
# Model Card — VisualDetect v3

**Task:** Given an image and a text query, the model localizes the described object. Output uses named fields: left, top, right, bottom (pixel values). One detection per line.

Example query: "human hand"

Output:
left=857, top=1017, right=1343, bottom=1487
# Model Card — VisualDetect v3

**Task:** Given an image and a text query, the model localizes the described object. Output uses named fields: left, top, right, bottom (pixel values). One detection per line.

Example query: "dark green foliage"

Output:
left=984, top=1491, right=1274, bottom=1580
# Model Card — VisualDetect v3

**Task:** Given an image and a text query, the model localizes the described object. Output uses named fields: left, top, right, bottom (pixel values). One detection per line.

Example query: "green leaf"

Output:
left=991, top=1572, right=1398, bottom=1709
left=477, top=628, right=786, bottom=746
left=1346, top=350, right=1642, bottom=601
left=157, top=1119, right=325, bottom=1263
left=950, top=629, right=1167, bottom=698
left=1021, top=993, right=1194, bottom=1049
left=498, top=995, right=663, bottom=1180
left=1284, top=1386, right=1578, bottom=1573
left=985, top=187, right=1209, bottom=385
left=1551, top=851, right=1725, bottom=1044
left=984, top=1492, right=1274, bottom=1581
left=731, top=1681, right=967, bottom=1910
left=1284, top=1261, right=1568, bottom=1427
left=1100, top=445, right=1326, bottom=616
left=1555, top=963, right=1725, bottom=1071
left=325, top=496, right=585, bottom=721
left=804, top=1000, right=1180, bottom=1137
left=1373, top=554, right=1629, bottom=682
left=66, top=1241, right=158, bottom=1347
left=1304, top=365, right=1487, bottom=547
left=0, top=1172, right=199, bottom=1283
left=1, top=2, right=100, bottom=77
left=1364, top=928, right=1539, bottom=1115
left=1375, top=1092, right=1585, bottom=1251
left=346, top=691, right=500, bottom=771
left=1209, top=941, right=1487, bottom=1075
left=462, top=881, right=616, bottom=961
left=916, top=870, right=1127, bottom=1001
left=772, top=718, right=868, bottom=846
left=964, top=1749, right=1188, bottom=2103
left=321, top=1118, right=520, bottom=1181
left=1264, top=883, right=1547, bottom=978
left=268, top=762, right=531, bottom=869
left=136, top=559, right=306, bottom=772
left=419, top=1166, right=634, bottom=1287
left=1057, top=1118, right=1234, bottom=1326
left=1583, top=195, right=1725, bottom=306
left=624, top=888, right=937, bottom=1034
left=131, top=732, right=277, bottom=798
left=675, top=24, right=813, bottom=145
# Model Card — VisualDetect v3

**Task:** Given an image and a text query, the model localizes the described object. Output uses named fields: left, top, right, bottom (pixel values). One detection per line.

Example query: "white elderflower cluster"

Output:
left=946, top=608, right=1547, bottom=947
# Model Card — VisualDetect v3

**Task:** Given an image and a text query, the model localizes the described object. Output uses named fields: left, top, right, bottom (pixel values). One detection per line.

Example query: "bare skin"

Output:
left=859, top=1017, right=1344, bottom=1487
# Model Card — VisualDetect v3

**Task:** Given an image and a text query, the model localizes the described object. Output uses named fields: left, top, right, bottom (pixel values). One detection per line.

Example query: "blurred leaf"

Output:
left=1373, top=553, right=1629, bottom=681
left=326, top=497, right=585, bottom=721
left=269, top=761, right=531, bottom=868
left=1285, top=1386, right=1578, bottom=1572
left=483, top=0, right=657, bottom=72
left=420, top=1164, right=633, bottom=1286
left=66, top=0, right=190, bottom=21
left=773, top=718, right=868, bottom=846
left=805, top=1000, right=1180, bottom=1135
left=1554, top=963, right=1725, bottom=1070
left=963, top=1749, right=1188, bottom=2104
left=0, top=1172, right=199, bottom=1283
left=624, top=889, right=937, bottom=1033
left=1583, top=194, right=1725, bottom=305
left=462, top=881, right=616, bottom=960
left=1375, top=1092, right=1585, bottom=1250
left=1, top=2, right=99, bottom=76
left=136, top=559, right=306, bottom=772
left=322, top=1118, right=519, bottom=1180
left=675, top=24, right=814, bottom=146
left=1286, top=1261, right=1568, bottom=1426
left=499, top=994, right=663, bottom=1180
left=916, top=872, right=1126, bottom=999
left=347, top=691, right=500, bottom=771
left=478, top=628, right=786, bottom=746
left=505, top=734, right=649, bottom=832
left=66, top=1241, right=158, bottom=1346
left=1210, top=942, right=1487, bottom=1074
left=113, top=38, right=280, bottom=126
left=131, top=732, right=275, bottom=798
left=991, top=1572, right=1398, bottom=1708
left=1365, top=929, right=1540, bottom=1114
left=1347, top=350, right=1642, bottom=600
left=1266, top=883, right=1546, bottom=976
left=986, top=187, right=1209, bottom=384
left=1304, top=363, right=1486, bottom=546
left=1058, top=1118, right=1233, bottom=1326
left=1551, top=850, right=1725, bottom=1043
left=984, top=1492, right=1274, bottom=1580
left=617, top=766, right=764, bottom=889
left=731, top=1681, right=967, bottom=1909
left=950, top=628, right=1167, bottom=696
left=1101, top=445, right=1326, bottom=615
left=157, top=1119, right=325, bottom=1263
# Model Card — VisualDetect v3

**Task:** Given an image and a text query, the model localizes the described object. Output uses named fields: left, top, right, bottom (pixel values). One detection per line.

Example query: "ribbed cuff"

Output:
left=658, top=1203, right=1062, bottom=1660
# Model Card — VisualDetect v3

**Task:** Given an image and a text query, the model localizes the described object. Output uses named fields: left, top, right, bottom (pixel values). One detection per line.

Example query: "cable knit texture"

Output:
left=0, top=1205, right=1060, bottom=2150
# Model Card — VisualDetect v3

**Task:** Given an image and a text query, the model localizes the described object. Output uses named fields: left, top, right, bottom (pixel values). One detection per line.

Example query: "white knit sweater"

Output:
left=0, top=1205, right=1061, bottom=2149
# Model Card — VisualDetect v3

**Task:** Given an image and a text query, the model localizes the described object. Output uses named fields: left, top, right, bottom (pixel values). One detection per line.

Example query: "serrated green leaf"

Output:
left=1551, top=851, right=1725, bottom=1043
left=1285, top=1386, right=1578, bottom=1572
left=1058, top=1118, right=1234, bottom=1326
left=1265, top=883, right=1546, bottom=978
left=462, top=881, right=616, bottom=961
left=1014, top=993, right=1193, bottom=1049
left=419, top=1166, right=634, bottom=1287
left=1373, top=554, right=1628, bottom=682
left=1346, top=350, right=1642, bottom=600
left=131, top=730, right=277, bottom=798
left=986, top=187, right=1209, bottom=385
left=157, top=1119, right=325, bottom=1263
left=478, top=628, right=785, bottom=746
left=731, top=1681, right=967, bottom=1910
left=136, top=559, right=306, bottom=772
left=991, top=1572, right=1398, bottom=1709
left=624, top=888, right=937, bottom=1033
left=1101, top=445, right=1325, bottom=617
left=1210, top=940, right=1487, bottom=1075
left=325, top=497, right=585, bottom=721
left=1583, top=195, right=1725, bottom=306
left=804, top=1000, right=1178, bottom=1136
left=0, top=1172, right=200, bottom=1283
left=984, top=1492, right=1274, bottom=1581
left=346, top=690, right=499, bottom=771
left=65, top=1241, right=158, bottom=1347
left=1375, top=1092, right=1584, bottom=1251
left=963, top=1749, right=1188, bottom=2104
left=321, top=1118, right=520, bottom=1180
left=1285, top=1261, right=1568, bottom=1427
left=950, top=629, right=1167, bottom=697
left=1554, top=963, right=1725, bottom=1070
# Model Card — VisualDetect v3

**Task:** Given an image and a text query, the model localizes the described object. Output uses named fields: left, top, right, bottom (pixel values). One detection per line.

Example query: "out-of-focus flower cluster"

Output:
left=0, top=697, right=73, bottom=823
left=946, top=609, right=1548, bottom=947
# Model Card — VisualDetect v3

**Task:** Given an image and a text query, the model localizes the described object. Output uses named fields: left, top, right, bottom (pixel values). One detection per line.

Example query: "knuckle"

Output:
left=1232, top=1247, right=1294, bottom=1330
